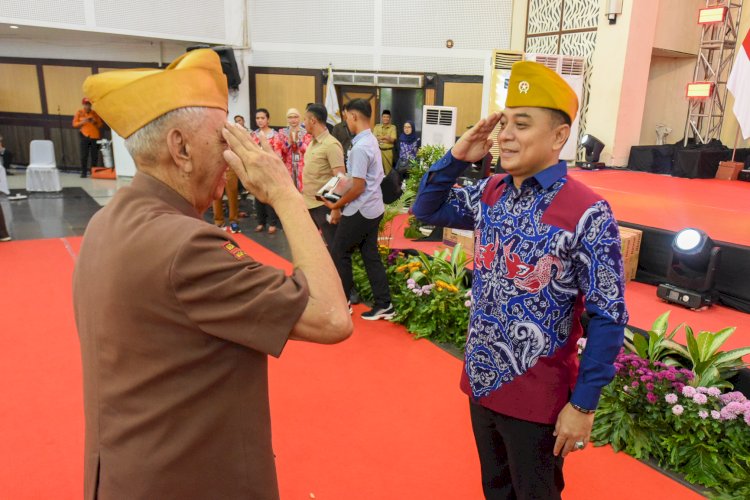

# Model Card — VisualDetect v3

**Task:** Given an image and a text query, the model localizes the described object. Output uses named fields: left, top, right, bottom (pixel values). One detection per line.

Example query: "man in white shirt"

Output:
left=322, top=98, right=393, bottom=320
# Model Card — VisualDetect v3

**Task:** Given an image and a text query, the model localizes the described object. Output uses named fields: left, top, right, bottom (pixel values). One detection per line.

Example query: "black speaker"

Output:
left=186, top=45, right=241, bottom=90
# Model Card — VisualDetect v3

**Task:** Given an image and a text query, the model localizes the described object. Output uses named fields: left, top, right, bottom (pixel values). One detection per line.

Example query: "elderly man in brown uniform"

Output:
left=73, top=49, right=352, bottom=500
left=302, top=103, right=346, bottom=248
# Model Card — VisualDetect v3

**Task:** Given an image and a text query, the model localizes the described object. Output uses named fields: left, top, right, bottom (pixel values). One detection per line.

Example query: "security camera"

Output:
left=606, top=0, right=623, bottom=24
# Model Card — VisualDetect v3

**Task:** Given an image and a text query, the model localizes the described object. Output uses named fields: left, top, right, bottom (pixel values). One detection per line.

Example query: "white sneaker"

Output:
left=361, top=304, right=395, bottom=321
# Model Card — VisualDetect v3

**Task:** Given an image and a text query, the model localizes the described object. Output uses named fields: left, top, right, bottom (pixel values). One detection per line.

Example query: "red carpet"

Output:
left=0, top=235, right=706, bottom=499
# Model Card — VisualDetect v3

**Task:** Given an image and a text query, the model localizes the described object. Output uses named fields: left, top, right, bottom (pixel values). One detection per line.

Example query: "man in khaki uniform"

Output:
left=373, top=109, right=397, bottom=174
left=73, top=49, right=352, bottom=500
left=302, top=103, right=346, bottom=248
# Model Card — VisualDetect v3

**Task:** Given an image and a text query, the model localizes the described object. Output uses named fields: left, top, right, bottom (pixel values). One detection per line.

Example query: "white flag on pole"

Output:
left=325, top=66, right=341, bottom=126
left=727, top=29, right=750, bottom=140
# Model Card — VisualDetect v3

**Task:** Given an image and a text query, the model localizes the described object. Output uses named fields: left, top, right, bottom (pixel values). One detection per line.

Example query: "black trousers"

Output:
left=0, top=204, right=9, bottom=239
left=79, top=135, right=99, bottom=176
left=255, top=198, right=279, bottom=226
left=308, top=205, right=338, bottom=250
left=331, top=211, right=391, bottom=307
left=469, top=400, right=564, bottom=500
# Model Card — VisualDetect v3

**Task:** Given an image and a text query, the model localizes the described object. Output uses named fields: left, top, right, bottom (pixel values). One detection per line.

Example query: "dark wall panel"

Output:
left=0, top=124, right=45, bottom=165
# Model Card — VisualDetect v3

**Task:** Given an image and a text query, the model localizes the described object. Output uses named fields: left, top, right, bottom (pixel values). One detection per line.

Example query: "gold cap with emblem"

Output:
left=82, top=49, right=228, bottom=138
left=505, top=61, right=578, bottom=122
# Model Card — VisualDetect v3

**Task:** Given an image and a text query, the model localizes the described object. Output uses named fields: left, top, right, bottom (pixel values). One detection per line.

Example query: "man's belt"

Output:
left=379, top=145, right=394, bottom=151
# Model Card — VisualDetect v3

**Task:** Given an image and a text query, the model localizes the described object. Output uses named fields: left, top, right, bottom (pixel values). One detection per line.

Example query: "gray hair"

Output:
left=124, top=107, right=210, bottom=161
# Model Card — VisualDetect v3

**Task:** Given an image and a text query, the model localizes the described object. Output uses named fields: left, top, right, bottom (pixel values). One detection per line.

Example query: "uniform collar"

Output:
left=313, top=129, right=330, bottom=143
left=501, top=160, right=568, bottom=190
left=131, top=172, right=202, bottom=219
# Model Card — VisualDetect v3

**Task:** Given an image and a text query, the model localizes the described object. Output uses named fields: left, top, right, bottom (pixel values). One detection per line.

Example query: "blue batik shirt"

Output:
left=412, top=151, right=628, bottom=423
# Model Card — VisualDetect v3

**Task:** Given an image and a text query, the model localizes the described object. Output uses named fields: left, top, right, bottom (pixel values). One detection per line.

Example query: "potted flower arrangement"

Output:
left=591, top=312, right=750, bottom=499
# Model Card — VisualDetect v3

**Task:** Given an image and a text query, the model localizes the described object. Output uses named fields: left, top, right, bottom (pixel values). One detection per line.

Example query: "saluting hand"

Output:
left=222, top=123, right=297, bottom=206
left=451, top=112, right=503, bottom=163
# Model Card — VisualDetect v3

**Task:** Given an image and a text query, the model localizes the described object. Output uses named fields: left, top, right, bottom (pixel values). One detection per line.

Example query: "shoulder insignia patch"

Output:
left=222, top=242, right=248, bottom=261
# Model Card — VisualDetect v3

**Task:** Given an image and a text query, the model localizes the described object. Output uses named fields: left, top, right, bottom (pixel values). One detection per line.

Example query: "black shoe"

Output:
left=361, top=303, right=394, bottom=321
left=350, top=290, right=361, bottom=305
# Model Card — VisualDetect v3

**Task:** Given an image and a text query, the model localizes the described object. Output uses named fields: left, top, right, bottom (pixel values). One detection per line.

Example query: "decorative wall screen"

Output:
left=525, top=0, right=599, bottom=158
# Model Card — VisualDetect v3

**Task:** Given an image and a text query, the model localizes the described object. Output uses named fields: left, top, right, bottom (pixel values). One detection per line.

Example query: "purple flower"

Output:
left=711, top=410, right=721, bottom=420
left=614, top=363, right=624, bottom=372
left=631, top=381, right=640, bottom=389
left=693, top=393, right=708, bottom=405
left=672, top=405, right=684, bottom=416
left=720, top=392, right=748, bottom=404
left=665, top=393, right=678, bottom=404
left=464, top=300, right=472, bottom=308
left=646, top=383, right=655, bottom=392
left=697, top=386, right=710, bottom=394
left=672, top=382, right=685, bottom=392
left=665, top=372, right=676, bottom=381
left=464, top=290, right=472, bottom=298
left=707, top=387, right=721, bottom=397
left=682, top=386, right=696, bottom=398
left=646, top=392, right=658, bottom=404
left=640, top=375, right=653, bottom=383
left=698, top=410, right=709, bottom=419
left=720, top=407, right=738, bottom=421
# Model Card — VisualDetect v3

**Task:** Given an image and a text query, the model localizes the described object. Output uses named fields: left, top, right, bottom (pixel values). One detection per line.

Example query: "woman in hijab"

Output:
left=395, top=120, right=420, bottom=176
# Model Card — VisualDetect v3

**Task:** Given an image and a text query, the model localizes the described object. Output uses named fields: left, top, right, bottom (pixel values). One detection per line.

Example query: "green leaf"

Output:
left=696, top=330, right=714, bottom=362
left=410, top=271, right=427, bottom=283
left=685, top=326, right=700, bottom=364
left=632, top=333, right=649, bottom=359
left=660, top=339, right=689, bottom=356
left=647, top=330, right=662, bottom=359
left=666, top=321, right=686, bottom=340
left=651, top=310, right=671, bottom=336
left=714, top=347, right=750, bottom=368
left=706, top=327, right=737, bottom=359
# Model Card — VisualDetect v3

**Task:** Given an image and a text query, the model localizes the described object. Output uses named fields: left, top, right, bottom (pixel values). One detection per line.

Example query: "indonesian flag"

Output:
left=324, top=66, right=341, bottom=126
left=727, top=28, right=750, bottom=140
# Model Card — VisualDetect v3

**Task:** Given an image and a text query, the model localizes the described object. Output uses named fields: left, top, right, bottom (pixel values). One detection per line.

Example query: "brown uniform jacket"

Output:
left=73, top=173, right=309, bottom=499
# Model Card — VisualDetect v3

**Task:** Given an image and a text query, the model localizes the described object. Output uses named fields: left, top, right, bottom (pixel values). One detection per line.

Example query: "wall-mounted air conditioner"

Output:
left=421, top=105, right=457, bottom=148
left=524, top=53, right=585, bottom=161
left=487, top=50, right=524, bottom=164
left=332, top=72, right=423, bottom=88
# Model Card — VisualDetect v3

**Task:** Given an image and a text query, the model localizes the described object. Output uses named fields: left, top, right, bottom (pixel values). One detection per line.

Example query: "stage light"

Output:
left=698, top=7, right=727, bottom=24
left=576, top=134, right=605, bottom=170
left=657, top=228, right=721, bottom=309
left=686, top=82, right=714, bottom=99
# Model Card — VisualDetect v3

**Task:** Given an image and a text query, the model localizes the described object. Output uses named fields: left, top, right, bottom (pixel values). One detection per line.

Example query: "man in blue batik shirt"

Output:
left=412, top=61, right=628, bottom=499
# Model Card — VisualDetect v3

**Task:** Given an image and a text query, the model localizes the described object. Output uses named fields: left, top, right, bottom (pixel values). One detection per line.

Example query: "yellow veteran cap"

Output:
left=83, top=49, right=228, bottom=138
left=505, top=61, right=578, bottom=122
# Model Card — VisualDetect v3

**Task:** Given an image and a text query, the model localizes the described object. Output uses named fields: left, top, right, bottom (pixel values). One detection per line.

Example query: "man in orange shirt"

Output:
left=72, top=97, right=104, bottom=178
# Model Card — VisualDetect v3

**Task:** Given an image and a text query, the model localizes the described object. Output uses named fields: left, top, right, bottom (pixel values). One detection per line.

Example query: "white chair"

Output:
left=0, top=155, right=9, bottom=195
left=26, top=140, right=62, bottom=192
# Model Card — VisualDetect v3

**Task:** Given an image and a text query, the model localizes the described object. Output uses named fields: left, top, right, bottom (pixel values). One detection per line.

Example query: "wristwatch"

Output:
left=570, top=402, right=596, bottom=414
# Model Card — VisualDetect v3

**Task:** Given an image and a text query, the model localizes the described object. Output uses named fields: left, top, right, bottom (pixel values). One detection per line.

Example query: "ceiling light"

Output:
left=10, top=25, right=19, bottom=29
